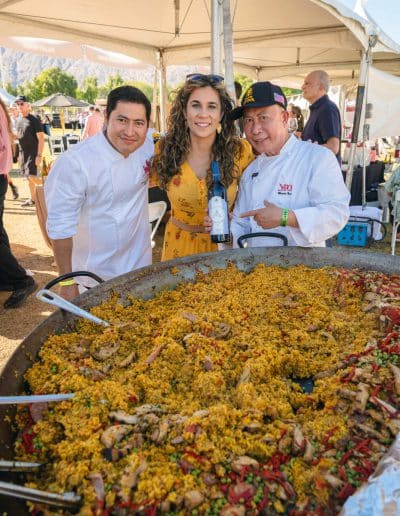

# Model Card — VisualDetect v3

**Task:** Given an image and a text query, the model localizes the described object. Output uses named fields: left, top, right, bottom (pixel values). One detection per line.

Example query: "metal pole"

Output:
left=345, top=35, right=377, bottom=192
left=222, top=0, right=235, bottom=100
left=157, top=50, right=167, bottom=133
left=211, top=0, right=222, bottom=74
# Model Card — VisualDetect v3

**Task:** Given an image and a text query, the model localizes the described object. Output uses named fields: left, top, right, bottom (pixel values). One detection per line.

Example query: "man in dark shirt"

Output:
left=301, top=70, right=341, bottom=164
left=15, top=95, right=45, bottom=206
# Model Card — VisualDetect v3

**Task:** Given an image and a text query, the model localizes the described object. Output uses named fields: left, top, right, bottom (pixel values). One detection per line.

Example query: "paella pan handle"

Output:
left=44, top=271, right=104, bottom=290
left=36, top=289, right=109, bottom=327
left=237, top=232, right=288, bottom=248
left=0, top=481, right=81, bottom=510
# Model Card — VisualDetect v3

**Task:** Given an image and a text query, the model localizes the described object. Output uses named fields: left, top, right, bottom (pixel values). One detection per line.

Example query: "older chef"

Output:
left=229, top=81, right=350, bottom=248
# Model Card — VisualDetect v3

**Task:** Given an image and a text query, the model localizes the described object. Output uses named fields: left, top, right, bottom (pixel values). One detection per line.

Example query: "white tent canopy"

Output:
left=366, top=66, right=400, bottom=139
left=0, top=86, right=15, bottom=104
left=0, top=0, right=399, bottom=84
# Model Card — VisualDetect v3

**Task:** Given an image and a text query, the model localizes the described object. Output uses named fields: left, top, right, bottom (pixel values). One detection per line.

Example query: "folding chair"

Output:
left=49, top=136, right=64, bottom=155
left=390, top=189, right=400, bottom=255
left=65, top=135, right=80, bottom=149
left=148, top=201, right=167, bottom=249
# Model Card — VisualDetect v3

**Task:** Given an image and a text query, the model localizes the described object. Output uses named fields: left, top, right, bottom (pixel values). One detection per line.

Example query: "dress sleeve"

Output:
left=237, top=139, right=254, bottom=175
left=149, top=140, right=161, bottom=188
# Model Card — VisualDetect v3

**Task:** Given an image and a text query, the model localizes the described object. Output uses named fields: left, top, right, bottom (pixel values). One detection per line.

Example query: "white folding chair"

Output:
left=65, top=135, right=80, bottom=149
left=49, top=136, right=64, bottom=155
left=148, top=201, right=167, bottom=249
left=390, top=189, right=400, bottom=255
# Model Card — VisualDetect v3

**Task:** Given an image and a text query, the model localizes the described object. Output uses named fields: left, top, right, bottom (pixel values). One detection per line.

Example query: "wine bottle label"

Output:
left=209, top=196, right=229, bottom=235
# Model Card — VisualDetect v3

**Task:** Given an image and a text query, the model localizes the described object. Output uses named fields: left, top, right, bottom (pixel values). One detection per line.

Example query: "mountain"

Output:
left=0, top=47, right=196, bottom=87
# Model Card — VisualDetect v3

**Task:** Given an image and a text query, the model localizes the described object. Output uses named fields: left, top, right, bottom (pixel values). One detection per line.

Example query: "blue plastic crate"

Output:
left=337, top=222, right=369, bottom=247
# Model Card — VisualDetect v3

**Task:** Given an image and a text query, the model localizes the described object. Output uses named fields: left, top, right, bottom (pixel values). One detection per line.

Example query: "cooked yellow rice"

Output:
left=13, top=264, right=400, bottom=515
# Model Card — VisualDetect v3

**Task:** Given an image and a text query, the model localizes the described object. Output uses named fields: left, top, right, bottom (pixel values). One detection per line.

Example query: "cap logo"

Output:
left=243, top=88, right=255, bottom=105
left=274, top=92, right=285, bottom=104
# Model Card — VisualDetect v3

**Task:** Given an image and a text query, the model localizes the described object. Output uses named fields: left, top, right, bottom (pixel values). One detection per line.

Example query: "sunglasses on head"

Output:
left=186, top=73, right=224, bottom=85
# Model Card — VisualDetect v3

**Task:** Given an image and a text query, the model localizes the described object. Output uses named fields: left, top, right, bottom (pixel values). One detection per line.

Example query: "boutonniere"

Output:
left=143, top=159, right=151, bottom=177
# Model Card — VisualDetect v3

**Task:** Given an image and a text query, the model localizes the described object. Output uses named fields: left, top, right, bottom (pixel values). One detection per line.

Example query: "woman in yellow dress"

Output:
left=151, top=74, right=254, bottom=261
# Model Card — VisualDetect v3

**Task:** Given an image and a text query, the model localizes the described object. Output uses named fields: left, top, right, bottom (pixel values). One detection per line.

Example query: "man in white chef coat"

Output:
left=229, top=81, right=350, bottom=248
left=45, top=86, right=155, bottom=299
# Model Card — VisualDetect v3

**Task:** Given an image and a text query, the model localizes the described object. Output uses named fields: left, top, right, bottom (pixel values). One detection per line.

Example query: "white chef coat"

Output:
left=45, top=131, right=154, bottom=285
left=231, top=135, right=350, bottom=248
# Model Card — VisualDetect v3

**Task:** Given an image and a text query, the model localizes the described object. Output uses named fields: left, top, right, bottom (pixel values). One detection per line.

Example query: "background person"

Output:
left=82, top=105, right=103, bottom=139
left=15, top=95, right=45, bottom=206
left=45, top=86, right=154, bottom=300
left=0, top=97, right=37, bottom=308
left=301, top=70, right=341, bottom=163
left=151, top=73, right=253, bottom=261
left=229, top=81, right=349, bottom=247
left=288, top=104, right=304, bottom=134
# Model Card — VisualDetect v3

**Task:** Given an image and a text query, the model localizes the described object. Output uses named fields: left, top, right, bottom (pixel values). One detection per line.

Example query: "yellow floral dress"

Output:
left=153, top=139, right=254, bottom=261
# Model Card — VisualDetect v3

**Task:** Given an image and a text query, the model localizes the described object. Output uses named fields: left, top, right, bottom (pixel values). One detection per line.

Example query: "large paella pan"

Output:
left=1, top=247, right=400, bottom=515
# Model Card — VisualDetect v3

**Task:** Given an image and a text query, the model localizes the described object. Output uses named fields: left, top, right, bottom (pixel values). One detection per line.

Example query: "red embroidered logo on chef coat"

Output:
left=277, top=183, right=293, bottom=195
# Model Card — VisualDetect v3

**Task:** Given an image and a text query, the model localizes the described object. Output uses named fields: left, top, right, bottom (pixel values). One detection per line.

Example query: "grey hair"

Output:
left=314, top=70, right=330, bottom=93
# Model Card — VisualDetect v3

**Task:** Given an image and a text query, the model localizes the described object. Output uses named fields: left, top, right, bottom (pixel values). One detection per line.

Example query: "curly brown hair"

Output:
left=152, top=77, right=243, bottom=189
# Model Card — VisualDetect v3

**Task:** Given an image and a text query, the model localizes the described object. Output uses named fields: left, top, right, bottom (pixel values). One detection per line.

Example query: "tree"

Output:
left=234, top=74, right=253, bottom=99
left=76, top=76, right=98, bottom=104
left=129, top=81, right=153, bottom=102
left=4, top=83, right=18, bottom=96
left=20, top=67, right=78, bottom=101
left=97, top=74, right=125, bottom=99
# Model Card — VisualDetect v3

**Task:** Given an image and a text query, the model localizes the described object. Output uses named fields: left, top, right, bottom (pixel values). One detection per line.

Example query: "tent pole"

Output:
left=151, top=64, right=158, bottom=130
left=222, top=0, right=235, bottom=100
left=345, top=35, right=377, bottom=192
left=157, top=50, right=167, bottom=133
left=211, top=0, right=223, bottom=74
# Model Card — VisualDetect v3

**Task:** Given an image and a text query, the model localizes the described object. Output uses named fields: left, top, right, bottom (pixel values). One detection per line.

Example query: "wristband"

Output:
left=281, top=208, right=289, bottom=227
left=59, top=279, right=76, bottom=287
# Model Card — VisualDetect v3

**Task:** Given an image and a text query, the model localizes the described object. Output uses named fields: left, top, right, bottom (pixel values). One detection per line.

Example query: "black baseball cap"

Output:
left=16, top=95, right=28, bottom=103
left=230, top=81, right=287, bottom=120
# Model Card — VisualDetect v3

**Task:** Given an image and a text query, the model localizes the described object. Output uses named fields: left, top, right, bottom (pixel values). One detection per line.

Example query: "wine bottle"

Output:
left=208, top=161, right=230, bottom=243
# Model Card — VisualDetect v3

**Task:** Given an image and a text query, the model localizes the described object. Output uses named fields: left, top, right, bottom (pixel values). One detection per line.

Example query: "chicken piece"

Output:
left=220, top=505, right=246, bottom=516
left=303, top=438, right=315, bottom=462
left=370, top=396, right=398, bottom=416
left=184, top=490, right=204, bottom=510
left=145, top=343, right=165, bottom=364
left=238, top=365, right=251, bottom=385
left=100, top=424, right=132, bottom=448
left=323, top=473, right=344, bottom=489
left=211, top=322, right=231, bottom=338
left=388, top=363, right=400, bottom=395
left=103, top=433, right=144, bottom=462
left=120, top=460, right=147, bottom=501
left=117, top=351, right=137, bottom=368
left=231, top=456, right=259, bottom=473
left=204, top=356, right=214, bottom=371
left=182, top=312, right=197, bottom=323
left=91, top=341, right=120, bottom=361
left=29, top=402, right=48, bottom=423
left=109, top=410, right=138, bottom=425
left=292, top=425, right=306, bottom=455
left=88, top=473, right=104, bottom=515
left=355, top=383, right=370, bottom=413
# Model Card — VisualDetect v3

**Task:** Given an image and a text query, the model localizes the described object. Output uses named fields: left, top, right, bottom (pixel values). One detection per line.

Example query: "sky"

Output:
left=341, top=0, right=400, bottom=45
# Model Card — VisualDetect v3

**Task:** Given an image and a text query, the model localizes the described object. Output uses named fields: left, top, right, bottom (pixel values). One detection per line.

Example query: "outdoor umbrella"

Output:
left=32, top=93, right=88, bottom=108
